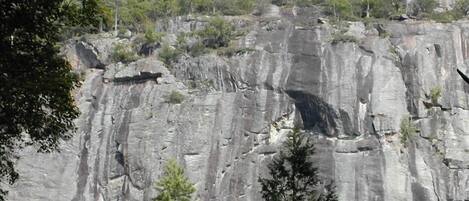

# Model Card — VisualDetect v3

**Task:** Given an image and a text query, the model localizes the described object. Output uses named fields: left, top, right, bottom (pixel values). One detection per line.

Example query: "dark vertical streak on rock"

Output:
left=204, top=97, right=226, bottom=201
left=399, top=53, right=420, bottom=116
left=92, top=88, right=109, bottom=200
left=72, top=74, right=104, bottom=201
left=72, top=133, right=90, bottom=201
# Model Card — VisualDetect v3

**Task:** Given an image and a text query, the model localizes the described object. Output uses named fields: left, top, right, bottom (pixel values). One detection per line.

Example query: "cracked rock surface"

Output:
left=7, top=6, right=469, bottom=201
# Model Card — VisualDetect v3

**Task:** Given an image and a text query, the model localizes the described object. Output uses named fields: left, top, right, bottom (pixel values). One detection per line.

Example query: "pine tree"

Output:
left=259, top=128, right=338, bottom=201
left=154, top=159, right=196, bottom=201
left=319, top=182, right=339, bottom=201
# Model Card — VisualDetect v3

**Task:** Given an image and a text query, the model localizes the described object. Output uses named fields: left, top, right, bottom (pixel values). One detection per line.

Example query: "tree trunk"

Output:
left=366, top=0, right=370, bottom=18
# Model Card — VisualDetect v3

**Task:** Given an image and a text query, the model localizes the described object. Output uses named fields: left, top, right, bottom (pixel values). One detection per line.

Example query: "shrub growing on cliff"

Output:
left=259, top=128, right=338, bottom=201
left=191, top=0, right=213, bottom=13
left=271, top=0, right=289, bottom=6
left=430, top=86, right=442, bottom=104
left=159, top=44, right=181, bottom=66
left=154, top=159, right=195, bottom=201
left=330, top=33, right=359, bottom=44
left=189, top=41, right=209, bottom=57
left=166, top=90, right=185, bottom=104
left=455, top=0, right=469, bottom=16
left=144, top=26, right=165, bottom=44
left=400, top=116, right=417, bottom=146
left=215, top=0, right=256, bottom=15
left=197, top=17, right=234, bottom=48
left=112, top=43, right=139, bottom=63
left=296, top=0, right=317, bottom=7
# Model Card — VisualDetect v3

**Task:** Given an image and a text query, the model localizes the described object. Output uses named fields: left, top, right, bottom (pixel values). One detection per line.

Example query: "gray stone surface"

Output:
left=7, top=11, right=469, bottom=201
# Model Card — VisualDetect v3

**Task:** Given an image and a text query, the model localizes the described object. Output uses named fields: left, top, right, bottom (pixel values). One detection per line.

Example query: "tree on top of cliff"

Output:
left=154, top=159, right=196, bottom=201
left=258, top=128, right=338, bottom=201
left=0, top=0, right=100, bottom=199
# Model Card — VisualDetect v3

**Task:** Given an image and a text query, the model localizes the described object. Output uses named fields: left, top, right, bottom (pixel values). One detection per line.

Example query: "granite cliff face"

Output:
left=7, top=4, right=469, bottom=201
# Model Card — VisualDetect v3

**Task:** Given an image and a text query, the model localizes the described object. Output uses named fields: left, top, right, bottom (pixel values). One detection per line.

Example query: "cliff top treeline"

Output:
left=70, top=0, right=469, bottom=35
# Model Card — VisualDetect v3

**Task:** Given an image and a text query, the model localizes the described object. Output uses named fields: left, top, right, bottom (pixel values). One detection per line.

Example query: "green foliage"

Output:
left=65, top=0, right=112, bottom=30
left=455, top=0, right=469, bottom=16
left=379, top=31, right=392, bottom=38
left=271, top=0, right=289, bottom=6
left=154, top=159, right=195, bottom=201
left=412, top=0, right=437, bottom=15
left=359, top=0, right=405, bottom=19
left=189, top=41, right=209, bottom=57
left=103, top=0, right=183, bottom=31
left=153, top=0, right=182, bottom=17
left=119, top=0, right=153, bottom=30
left=99, top=0, right=261, bottom=32
left=177, top=0, right=193, bottom=14
left=176, top=33, right=188, bottom=50
left=112, top=43, right=139, bottom=63
left=188, top=79, right=215, bottom=89
left=197, top=17, right=234, bottom=48
left=144, top=26, right=165, bottom=44
left=271, top=0, right=320, bottom=7
left=96, top=0, right=115, bottom=29
left=215, top=0, right=256, bottom=15
left=0, top=0, right=100, bottom=198
left=400, top=116, right=417, bottom=146
left=428, top=11, right=462, bottom=23
left=217, top=47, right=255, bottom=57
left=331, top=33, right=359, bottom=44
left=159, top=44, right=181, bottom=65
left=430, top=86, right=442, bottom=104
left=318, top=182, right=339, bottom=201
left=254, top=0, right=271, bottom=15
left=166, top=91, right=185, bottom=104
left=193, top=0, right=215, bottom=13
left=259, top=128, right=337, bottom=201
left=296, top=0, right=321, bottom=7
left=325, top=0, right=355, bottom=20
left=80, top=0, right=104, bottom=27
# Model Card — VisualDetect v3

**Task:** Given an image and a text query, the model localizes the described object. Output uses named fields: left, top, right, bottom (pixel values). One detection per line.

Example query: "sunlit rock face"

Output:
left=7, top=4, right=469, bottom=201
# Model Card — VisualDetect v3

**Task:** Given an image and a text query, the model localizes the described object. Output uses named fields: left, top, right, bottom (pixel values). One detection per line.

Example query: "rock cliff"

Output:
left=7, top=4, right=469, bottom=201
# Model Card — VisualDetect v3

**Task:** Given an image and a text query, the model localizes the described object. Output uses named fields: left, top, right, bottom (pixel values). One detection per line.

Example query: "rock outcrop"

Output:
left=7, top=5, right=469, bottom=201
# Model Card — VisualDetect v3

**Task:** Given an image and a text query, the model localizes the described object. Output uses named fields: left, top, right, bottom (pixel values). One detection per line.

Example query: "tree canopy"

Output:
left=0, top=0, right=99, bottom=199
left=154, top=159, right=196, bottom=201
left=259, top=128, right=338, bottom=201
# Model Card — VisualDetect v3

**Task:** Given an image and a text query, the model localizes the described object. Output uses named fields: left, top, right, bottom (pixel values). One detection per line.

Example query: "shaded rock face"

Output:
left=7, top=12, right=469, bottom=201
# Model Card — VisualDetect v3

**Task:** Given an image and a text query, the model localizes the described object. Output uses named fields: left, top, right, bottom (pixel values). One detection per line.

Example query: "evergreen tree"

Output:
left=259, top=128, right=336, bottom=201
left=154, top=159, right=196, bottom=201
left=318, top=182, right=339, bottom=201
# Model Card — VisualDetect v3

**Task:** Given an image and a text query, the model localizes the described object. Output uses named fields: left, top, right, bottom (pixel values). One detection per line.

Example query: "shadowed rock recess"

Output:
left=8, top=6, right=469, bottom=201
